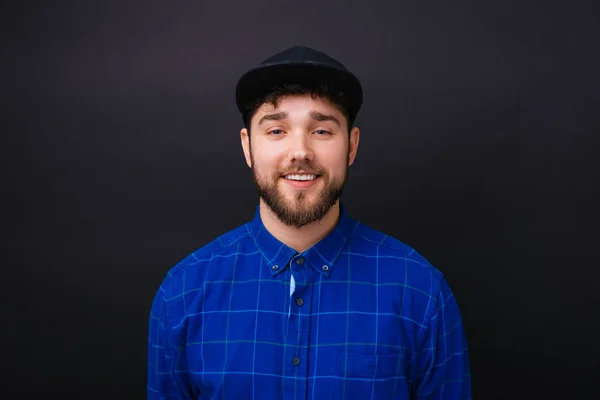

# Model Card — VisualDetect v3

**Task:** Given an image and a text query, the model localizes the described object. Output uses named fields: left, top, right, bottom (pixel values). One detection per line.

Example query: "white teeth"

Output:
left=285, top=174, right=316, bottom=181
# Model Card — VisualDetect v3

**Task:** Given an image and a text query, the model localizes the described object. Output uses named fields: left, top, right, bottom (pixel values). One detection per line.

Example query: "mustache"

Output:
left=279, top=160, right=324, bottom=176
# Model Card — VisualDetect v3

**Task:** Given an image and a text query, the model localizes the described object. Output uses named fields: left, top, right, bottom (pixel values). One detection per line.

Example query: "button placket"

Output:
left=282, top=267, right=312, bottom=399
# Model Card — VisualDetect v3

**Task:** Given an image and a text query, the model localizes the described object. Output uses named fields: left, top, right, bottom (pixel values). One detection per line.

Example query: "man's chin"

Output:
left=277, top=197, right=317, bottom=211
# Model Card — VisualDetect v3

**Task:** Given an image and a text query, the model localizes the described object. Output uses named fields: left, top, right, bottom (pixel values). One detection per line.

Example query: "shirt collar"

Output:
left=245, top=203, right=358, bottom=277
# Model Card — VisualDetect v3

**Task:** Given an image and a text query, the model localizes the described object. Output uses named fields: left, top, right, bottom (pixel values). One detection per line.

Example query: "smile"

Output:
left=284, top=174, right=317, bottom=181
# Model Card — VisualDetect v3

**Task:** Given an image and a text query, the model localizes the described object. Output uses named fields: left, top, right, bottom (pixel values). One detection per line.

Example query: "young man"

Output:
left=147, top=46, right=471, bottom=399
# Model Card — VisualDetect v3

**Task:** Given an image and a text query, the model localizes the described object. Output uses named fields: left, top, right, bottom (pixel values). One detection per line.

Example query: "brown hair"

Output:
left=241, top=79, right=353, bottom=135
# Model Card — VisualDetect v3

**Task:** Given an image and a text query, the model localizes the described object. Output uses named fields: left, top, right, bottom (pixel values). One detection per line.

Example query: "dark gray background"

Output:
left=2, top=0, right=599, bottom=398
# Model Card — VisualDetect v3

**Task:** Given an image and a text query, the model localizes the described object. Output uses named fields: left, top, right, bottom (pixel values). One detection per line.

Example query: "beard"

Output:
left=250, top=153, right=349, bottom=229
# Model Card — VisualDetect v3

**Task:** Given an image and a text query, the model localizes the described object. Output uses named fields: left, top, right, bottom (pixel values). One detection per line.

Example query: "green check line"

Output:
left=163, top=279, right=286, bottom=301
left=185, top=340, right=414, bottom=353
left=437, top=321, right=463, bottom=340
left=322, top=281, right=438, bottom=301
left=163, top=287, right=202, bottom=301
left=163, top=280, right=436, bottom=302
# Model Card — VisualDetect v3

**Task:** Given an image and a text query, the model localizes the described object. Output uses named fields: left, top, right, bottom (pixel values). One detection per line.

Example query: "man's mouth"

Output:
left=283, top=174, right=318, bottom=181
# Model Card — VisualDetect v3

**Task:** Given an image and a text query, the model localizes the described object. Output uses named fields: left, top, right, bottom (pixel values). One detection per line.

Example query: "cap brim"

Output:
left=235, top=61, right=362, bottom=124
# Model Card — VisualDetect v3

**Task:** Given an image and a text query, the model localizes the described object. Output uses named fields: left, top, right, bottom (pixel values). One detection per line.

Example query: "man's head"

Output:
left=236, top=46, right=362, bottom=228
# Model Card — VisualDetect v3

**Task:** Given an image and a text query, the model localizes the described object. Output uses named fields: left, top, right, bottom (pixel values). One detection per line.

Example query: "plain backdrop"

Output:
left=2, top=0, right=599, bottom=399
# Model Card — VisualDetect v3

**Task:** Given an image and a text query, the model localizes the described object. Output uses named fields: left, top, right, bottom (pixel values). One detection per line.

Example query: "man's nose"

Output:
left=288, top=133, right=314, bottom=161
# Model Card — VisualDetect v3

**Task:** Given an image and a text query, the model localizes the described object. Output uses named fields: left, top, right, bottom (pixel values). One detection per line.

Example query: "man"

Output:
left=147, top=46, right=471, bottom=399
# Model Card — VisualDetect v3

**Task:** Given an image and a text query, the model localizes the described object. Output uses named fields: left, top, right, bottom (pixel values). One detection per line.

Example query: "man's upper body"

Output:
left=147, top=46, right=471, bottom=399
left=147, top=204, right=471, bottom=399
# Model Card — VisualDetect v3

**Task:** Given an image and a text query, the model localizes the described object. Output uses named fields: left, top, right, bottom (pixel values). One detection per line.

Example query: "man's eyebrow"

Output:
left=258, top=111, right=288, bottom=125
left=310, top=111, right=340, bottom=126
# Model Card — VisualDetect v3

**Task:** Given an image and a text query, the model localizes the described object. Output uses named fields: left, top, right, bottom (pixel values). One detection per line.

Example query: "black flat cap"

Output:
left=235, top=46, right=363, bottom=126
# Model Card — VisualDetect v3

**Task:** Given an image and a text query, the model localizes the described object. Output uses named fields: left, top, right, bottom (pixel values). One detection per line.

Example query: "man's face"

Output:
left=241, top=94, right=360, bottom=228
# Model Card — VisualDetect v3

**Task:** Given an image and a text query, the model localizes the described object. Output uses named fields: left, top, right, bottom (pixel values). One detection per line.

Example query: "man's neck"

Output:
left=259, top=199, right=341, bottom=253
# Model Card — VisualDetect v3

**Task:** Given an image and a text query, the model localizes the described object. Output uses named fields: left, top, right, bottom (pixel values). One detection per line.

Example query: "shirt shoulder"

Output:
left=352, top=221, right=445, bottom=280
left=158, top=223, right=253, bottom=298
left=349, top=221, right=454, bottom=330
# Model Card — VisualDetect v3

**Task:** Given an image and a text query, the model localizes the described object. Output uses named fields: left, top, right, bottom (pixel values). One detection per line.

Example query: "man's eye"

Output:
left=315, top=130, right=331, bottom=135
left=269, top=129, right=283, bottom=135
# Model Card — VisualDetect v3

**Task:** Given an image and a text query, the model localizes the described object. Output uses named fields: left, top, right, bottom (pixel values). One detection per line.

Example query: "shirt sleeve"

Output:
left=147, top=282, right=197, bottom=399
left=413, top=274, right=472, bottom=399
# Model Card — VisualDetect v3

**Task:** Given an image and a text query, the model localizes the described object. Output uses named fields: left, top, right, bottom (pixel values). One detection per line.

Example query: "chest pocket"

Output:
left=336, top=350, right=402, bottom=379
left=331, top=349, right=409, bottom=399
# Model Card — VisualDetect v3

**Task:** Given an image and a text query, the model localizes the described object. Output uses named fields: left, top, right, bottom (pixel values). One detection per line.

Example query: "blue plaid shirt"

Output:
left=148, top=204, right=471, bottom=399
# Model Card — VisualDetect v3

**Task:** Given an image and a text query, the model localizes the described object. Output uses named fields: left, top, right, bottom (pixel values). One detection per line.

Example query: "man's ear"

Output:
left=240, top=128, right=252, bottom=168
left=348, top=126, right=360, bottom=166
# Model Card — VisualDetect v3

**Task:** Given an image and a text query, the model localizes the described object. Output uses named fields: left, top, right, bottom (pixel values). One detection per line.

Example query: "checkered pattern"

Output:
left=147, top=204, right=471, bottom=399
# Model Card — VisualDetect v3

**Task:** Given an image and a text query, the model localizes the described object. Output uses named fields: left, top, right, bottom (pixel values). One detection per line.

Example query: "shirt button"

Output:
left=292, top=357, right=301, bottom=366
left=296, top=258, right=304, bottom=265
left=296, top=298, right=304, bottom=307
left=272, top=265, right=279, bottom=271
left=322, top=265, right=329, bottom=271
